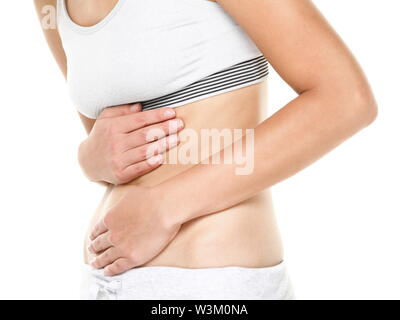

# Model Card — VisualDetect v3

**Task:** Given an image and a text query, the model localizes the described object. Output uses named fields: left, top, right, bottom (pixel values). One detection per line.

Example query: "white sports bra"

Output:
left=57, top=0, right=268, bottom=119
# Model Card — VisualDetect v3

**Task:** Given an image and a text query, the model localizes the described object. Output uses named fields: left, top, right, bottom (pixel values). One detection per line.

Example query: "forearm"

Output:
left=156, top=88, right=376, bottom=226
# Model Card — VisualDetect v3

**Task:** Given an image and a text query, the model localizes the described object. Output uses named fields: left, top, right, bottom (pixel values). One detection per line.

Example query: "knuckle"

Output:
left=110, top=157, right=123, bottom=172
left=147, top=143, right=160, bottom=157
left=102, top=250, right=110, bottom=261
left=148, top=126, right=164, bottom=141
left=156, top=138, right=167, bottom=152
left=89, top=243, right=95, bottom=253
left=95, top=259, right=103, bottom=268
left=90, top=241, right=98, bottom=252
left=93, top=223, right=101, bottom=234
left=163, top=120, right=173, bottom=132
left=146, top=145, right=158, bottom=158
left=128, top=253, right=137, bottom=265
left=135, top=115, right=147, bottom=128
left=108, top=232, right=118, bottom=246
left=144, top=130, right=156, bottom=142
left=135, top=130, right=147, bottom=142
left=140, top=146, right=152, bottom=159
left=129, top=253, right=143, bottom=267
left=112, top=261, right=121, bottom=271
left=158, top=108, right=170, bottom=119
left=140, top=130, right=154, bottom=142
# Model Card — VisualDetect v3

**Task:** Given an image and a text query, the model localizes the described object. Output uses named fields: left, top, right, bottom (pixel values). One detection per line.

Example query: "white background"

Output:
left=0, top=1, right=398, bottom=299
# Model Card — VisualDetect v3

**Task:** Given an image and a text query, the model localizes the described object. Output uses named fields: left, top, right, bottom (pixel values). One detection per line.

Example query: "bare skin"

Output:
left=35, top=0, right=377, bottom=276
left=87, top=81, right=284, bottom=269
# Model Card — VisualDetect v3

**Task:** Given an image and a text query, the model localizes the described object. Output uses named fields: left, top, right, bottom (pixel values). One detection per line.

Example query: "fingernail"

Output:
left=87, top=245, right=92, bottom=253
left=148, top=154, right=163, bottom=165
left=169, top=119, right=184, bottom=131
left=176, top=119, right=184, bottom=129
left=164, top=108, right=175, bottom=117
left=171, top=118, right=184, bottom=129
left=130, top=103, right=142, bottom=112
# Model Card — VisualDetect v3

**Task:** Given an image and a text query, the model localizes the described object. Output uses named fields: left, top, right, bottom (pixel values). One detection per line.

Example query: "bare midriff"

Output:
left=83, top=80, right=284, bottom=268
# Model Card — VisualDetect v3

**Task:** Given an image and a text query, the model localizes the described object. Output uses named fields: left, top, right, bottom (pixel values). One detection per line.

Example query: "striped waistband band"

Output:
left=141, top=55, right=269, bottom=110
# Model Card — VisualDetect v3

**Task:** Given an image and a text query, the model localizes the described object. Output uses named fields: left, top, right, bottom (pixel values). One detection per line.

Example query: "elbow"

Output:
left=340, top=87, right=378, bottom=130
left=357, top=90, right=378, bottom=127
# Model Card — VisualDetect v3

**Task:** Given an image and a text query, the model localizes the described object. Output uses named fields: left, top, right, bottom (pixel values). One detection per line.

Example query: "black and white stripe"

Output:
left=141, top=55, right=269, bottom=110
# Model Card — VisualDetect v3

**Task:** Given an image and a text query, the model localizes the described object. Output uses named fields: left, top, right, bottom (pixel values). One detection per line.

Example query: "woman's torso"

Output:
left=62, top=0, right=283, bottom=268
left=84, top=81, right=284, bottom=268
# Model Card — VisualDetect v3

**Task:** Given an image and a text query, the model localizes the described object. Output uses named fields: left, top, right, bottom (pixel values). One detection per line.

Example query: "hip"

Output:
left=81, top=259, right=294, bottom=300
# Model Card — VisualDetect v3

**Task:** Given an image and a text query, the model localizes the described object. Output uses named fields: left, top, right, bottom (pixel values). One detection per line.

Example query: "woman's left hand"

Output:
left=88, top=185, right=181, bottom=276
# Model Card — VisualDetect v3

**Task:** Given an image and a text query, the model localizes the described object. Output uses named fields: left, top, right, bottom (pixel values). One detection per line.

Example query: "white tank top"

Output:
left=57, top=0, right=268, bottom=118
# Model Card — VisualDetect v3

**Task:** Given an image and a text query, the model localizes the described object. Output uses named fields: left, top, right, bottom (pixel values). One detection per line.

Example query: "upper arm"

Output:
left=33, top=0, right=95, bottom=134
left=216, top=0, right=373, bottom=98
left=34, top=0, right=67, bottom=78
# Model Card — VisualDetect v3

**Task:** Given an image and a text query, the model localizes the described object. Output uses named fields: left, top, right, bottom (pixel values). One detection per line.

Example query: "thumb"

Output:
left=98, top=103, right=142, bottom=119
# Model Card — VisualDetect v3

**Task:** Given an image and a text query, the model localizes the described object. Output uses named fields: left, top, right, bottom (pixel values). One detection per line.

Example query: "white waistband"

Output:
left=81, top=261, right=295, bottom=300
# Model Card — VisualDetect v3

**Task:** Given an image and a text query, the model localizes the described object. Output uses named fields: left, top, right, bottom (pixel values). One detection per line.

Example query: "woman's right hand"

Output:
left=78, top=103, right=184, bottom=185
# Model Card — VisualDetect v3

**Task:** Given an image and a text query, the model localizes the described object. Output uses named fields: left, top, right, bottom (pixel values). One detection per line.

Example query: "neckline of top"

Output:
left=60, top=0, right=126, bottom=34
